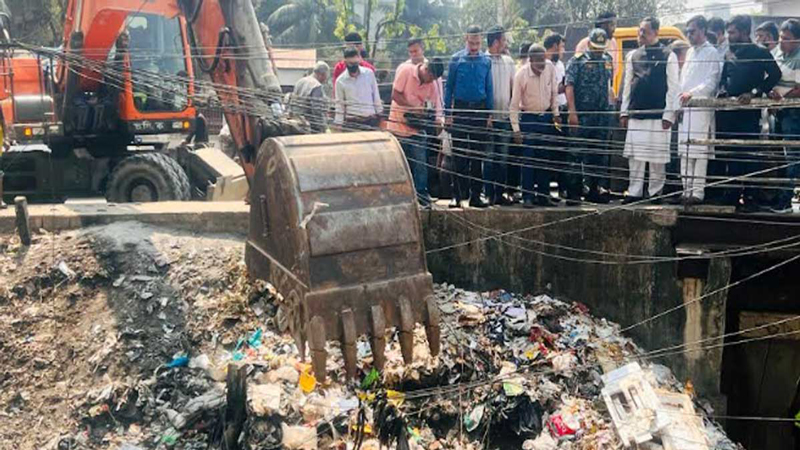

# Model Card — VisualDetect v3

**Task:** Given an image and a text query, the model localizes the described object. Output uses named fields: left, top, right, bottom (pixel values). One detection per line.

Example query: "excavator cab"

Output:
left=0, top=0, right=251, bottom=204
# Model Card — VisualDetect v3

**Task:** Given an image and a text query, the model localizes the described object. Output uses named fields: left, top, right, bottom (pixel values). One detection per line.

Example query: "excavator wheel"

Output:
left=106, top=153, right=191, bottom=203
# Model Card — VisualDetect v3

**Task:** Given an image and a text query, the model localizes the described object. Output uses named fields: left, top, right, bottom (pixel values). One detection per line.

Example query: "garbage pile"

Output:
left=67, top=283, right=739, bottom=450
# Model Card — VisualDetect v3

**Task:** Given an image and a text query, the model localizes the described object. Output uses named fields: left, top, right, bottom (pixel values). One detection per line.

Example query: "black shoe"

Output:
left=469, top=198, right=489, bottom=208
left=622, top=196, right=642, bottom=205
left=666, top=195, right=684, bottom=205
left=449, top=199, right=461, bottom=209
left=586, top=192, right=610, bottom=204
left=523, top=199, right=536, bottom=209
left=649, top=197, right=663, bottom=205
left=534, top=196, right=554, bottom=207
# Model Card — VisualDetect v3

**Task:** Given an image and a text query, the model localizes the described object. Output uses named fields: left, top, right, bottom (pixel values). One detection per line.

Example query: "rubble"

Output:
left=0, top=223, right=741, bottom=449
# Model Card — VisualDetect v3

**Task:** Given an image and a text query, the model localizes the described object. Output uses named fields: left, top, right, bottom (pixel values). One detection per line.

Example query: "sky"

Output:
left=670, top=0, right=762, bottom=23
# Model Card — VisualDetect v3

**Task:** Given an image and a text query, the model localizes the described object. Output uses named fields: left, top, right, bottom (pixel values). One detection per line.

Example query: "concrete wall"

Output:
left=421, top=207, right=729, bottom=406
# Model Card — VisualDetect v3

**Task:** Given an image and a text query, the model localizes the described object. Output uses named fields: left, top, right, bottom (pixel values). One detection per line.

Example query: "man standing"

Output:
left=334, top=47, right=383, bottom=130
left=290, top=61, right=330, bottom=133
left=510, top=45, right=561, bottom=207
left=332, top=32, right=375, bottom=94
left=575, top=12, right=618, bottom=102
left=565, top=29, right=614, bottom=203
left=544, top=34, right=567, bottom=110
left=677, top=15, right=721, bottom=205
left=621, top=17, right=680, bottom=203
left=709, top=17, right=729, bottom=59
left=387, top=59, right=444, bottom=207
left=444, top=25, right=493, bottom=208
left=756, top=21, right=781, bottom=58
left=484, top=26, right=516, bottom=206
left=769, top=19, right=800, bottom=212
left=716, top=15, right=781, bottom=210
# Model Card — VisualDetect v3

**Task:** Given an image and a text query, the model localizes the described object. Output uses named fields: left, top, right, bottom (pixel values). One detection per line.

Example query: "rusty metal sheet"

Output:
left=289, top=149, right=408, bottom=192
left=309, top=243, right=425, bottom=289
left=306, top=204, right=419, bottom=257
left=299, top=183, right=413, bottom=216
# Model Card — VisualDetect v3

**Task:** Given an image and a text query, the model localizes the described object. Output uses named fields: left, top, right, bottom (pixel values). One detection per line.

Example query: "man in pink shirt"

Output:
left=575, top=12, right=618, bottom=103
left=332, top=32, right=376, bottom=94
left=387, top=58, right=444, bottom=206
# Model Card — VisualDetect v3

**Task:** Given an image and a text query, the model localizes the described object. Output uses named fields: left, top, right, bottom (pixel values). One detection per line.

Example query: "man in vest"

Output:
left=565, top=29, right=614, bottom=204
left=620, top=17, right=680, bottom=204
left=290, top=61, right=330, bottom=133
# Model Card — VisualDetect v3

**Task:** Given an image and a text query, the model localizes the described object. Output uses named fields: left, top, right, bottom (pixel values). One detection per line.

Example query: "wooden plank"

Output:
left=738, top=311, right=800, bottom=341
left=14, top=196, right=31, bottom=246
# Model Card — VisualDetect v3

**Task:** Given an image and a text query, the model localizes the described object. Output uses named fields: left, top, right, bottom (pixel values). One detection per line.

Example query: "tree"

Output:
left=7, top=0, right=64, bottom=46
left=266, top=0, right=338, bottom=45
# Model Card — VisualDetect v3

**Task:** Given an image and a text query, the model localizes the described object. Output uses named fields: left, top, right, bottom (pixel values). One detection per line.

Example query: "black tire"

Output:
left=106, top=153, right=191, bottom=203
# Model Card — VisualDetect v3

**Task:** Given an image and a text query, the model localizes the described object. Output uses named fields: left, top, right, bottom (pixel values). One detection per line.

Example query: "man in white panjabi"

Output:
left=677, top=15, right=721, bottom=205
left=621, top=17, right=679, bottom=203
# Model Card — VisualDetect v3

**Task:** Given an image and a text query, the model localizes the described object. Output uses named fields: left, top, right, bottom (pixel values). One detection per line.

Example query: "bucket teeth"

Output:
left=425, top=295, right=441, bottom=357
left=370, top=305, right=387, bottom=370
left=308, top=316, right=327, bottom=383
left=341, top=309, right=357, bottom=380
left=398, top=296, right=414, bottom=364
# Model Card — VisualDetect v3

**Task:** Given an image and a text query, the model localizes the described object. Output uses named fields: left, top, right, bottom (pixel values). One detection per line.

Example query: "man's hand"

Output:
left=620, top=116, right=629, bottom=129
left=568, top=112, right=579, bottom=128
left=513, top=131, right=523, bottom=145
left=679, top=92, right=693, bottom=106
left=767, top=90, right=782, bottom=101
left=737, top=93, right=753, bottom=105
left=662, top=120, right=673, bottom=130
left=445, top=116, right=453, bottom=128
left=553, top=116, right=562, bottom=126
left=486, top=118, right=493, bottom=129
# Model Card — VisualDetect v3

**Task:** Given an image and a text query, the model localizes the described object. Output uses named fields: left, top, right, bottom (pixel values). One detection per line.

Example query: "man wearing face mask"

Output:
left=565, top=29, right=614, bottom=204
left=444, top=25, right=494, bottom=208
left=620, top=17, right=680, bottom=204
left=334, top=47, right=383, bottom=130
left=332, top=32, right=375, bottom=95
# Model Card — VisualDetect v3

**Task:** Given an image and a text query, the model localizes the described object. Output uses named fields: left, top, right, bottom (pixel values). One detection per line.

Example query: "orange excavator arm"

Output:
left=176, top=0, right=286, bottom=183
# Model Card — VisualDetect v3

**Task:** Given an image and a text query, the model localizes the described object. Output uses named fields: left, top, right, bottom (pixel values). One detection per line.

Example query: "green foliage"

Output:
left=7, top=0, right=64, bottom=46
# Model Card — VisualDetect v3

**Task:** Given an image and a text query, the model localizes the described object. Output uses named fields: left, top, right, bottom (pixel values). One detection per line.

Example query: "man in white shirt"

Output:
left=485, top=26, right=516, bottom=205
left=544, top=33, right=567, bottom=109
left=621, top=17, right=680, bottom=203
left=677, top=15, right=721, bottom=205
left=334, top=47, right=383, bottom=130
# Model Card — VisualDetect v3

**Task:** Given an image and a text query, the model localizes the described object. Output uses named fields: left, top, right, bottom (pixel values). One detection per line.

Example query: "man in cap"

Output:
left=564, top=28, right=614, bottom=203
left=575, top=12, right=618, bottom=103
left=290, top=61, right=330, bottom=133
left=620, top=17, right=680, bottom=204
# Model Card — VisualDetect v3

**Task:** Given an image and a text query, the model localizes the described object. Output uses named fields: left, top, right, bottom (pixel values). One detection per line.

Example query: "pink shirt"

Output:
left=387, top=63, right=442, bottom=137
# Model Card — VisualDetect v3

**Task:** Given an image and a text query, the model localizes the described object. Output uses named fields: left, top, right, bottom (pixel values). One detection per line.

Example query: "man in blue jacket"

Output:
left=444, top=25, right=494, bottom=208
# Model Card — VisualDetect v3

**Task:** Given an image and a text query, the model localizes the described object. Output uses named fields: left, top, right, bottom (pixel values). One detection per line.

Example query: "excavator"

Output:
left=0, top=0, right=439, bottom=382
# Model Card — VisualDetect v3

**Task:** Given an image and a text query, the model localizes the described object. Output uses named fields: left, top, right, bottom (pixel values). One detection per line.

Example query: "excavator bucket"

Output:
left=245, top=131, right=440, bottom=382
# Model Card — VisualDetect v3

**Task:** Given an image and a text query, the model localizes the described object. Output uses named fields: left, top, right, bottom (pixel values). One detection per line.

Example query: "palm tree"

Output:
left=267, top=0, right=336, bottom=44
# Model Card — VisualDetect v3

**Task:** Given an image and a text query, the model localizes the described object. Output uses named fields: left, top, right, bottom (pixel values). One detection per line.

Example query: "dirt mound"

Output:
left=0, top=222, right=263, bottom=449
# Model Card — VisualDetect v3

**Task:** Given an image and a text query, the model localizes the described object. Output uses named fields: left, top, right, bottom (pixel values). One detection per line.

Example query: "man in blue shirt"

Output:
left=444, top=25, right=494, bottom=208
